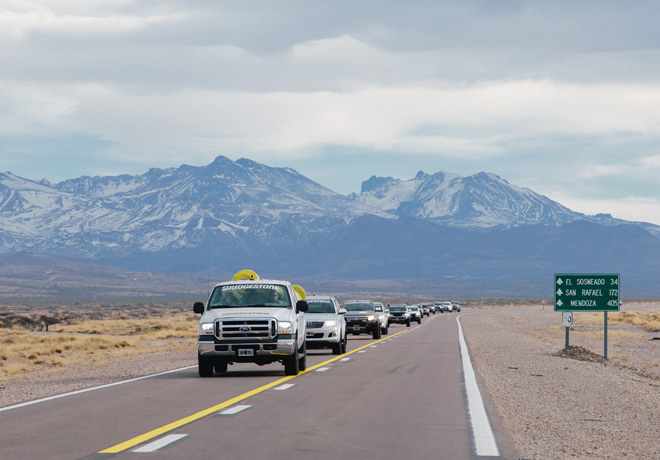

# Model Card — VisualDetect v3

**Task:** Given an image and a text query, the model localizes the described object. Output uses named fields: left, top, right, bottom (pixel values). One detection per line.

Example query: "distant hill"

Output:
left=1, top=156, right=660, bottom=297
left=0, top=253, right=206, bottom=301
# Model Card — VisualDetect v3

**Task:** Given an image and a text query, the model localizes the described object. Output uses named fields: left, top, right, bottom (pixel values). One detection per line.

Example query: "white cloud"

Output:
left=13, top=79, right=655, bottom=159
left=641, top=155, right=660, bottom=168
left=0, top=2, right=180, bottom=42
left=550, top=194, right=660, bottom=227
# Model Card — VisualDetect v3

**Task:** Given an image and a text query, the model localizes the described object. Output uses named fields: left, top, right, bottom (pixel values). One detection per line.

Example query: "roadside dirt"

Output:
left=461, top=304, right=660, bottom=460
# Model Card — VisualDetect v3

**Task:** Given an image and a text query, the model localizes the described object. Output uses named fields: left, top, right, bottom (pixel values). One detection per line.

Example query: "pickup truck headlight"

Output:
left=278, top=321, right=293, bottom=334
left=324, top=320, right=337, bottom=328
left=200, top=322, right=215, bottom=335
left=366, top=315, right=375, bottom=322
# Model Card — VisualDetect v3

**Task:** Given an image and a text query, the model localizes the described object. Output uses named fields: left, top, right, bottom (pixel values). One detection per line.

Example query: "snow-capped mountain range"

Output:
left=351, top=171, right=656, bottom=232
left=0, top=156, right=389, bottom=261
left=1, top=155, right=659, bottom=292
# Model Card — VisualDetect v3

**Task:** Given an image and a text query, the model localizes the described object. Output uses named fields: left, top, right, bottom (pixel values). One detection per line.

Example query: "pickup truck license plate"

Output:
left=238, top=349, right=254, bottom=357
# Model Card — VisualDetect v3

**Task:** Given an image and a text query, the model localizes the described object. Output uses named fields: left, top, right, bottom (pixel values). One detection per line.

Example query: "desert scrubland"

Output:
left=2, top=300, right=660, bottom=459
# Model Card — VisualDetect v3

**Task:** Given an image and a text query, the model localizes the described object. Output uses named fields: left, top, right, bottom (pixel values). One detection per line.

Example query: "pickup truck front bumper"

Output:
left=388, top=315, right=409, bottom=324
left=306, top=324, right=342, bottom=343
left=345, top=320, right=378, bottom=334
left=198, top=336, right=296, bottom=362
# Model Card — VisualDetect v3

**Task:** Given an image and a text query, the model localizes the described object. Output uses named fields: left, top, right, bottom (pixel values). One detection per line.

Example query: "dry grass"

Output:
left=0, top=302, right=198, bottom=383
left=50, top=315, right=199, bottom=339
left=576, top=309, right=660, bottom=332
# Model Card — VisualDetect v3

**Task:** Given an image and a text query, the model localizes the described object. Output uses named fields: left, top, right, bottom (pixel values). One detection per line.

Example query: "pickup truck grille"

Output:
left=306, top=321, right=325, bottom=328
left=346, top=316, right=367, bottom=322
left=216, top=319, right=276, bottom=339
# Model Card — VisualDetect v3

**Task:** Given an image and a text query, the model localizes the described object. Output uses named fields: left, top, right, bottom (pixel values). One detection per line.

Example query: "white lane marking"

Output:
left=339, top=358, right=351, bottom=362
left=316, top=367, right=330, bottom=372
left=370, top=345, right=378, bottom=348
left=274, top=384, right=295, bottom=390
left=219, top=405, right=251, bottom=415
left=357, top=350, right=367, bottom=353
left=456, top=315, right=500, bottom=457
left=0, top=366, right=197, bottom=413
left=132, top=434, right=187, bottom=452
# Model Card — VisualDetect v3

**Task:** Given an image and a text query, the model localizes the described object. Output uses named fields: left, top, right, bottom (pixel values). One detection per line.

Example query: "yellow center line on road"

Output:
left=99, top=328, right=409, bottom=454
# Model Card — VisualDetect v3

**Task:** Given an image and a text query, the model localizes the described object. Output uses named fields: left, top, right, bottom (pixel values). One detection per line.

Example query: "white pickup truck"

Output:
left=193, top=271, right=309, bottom=376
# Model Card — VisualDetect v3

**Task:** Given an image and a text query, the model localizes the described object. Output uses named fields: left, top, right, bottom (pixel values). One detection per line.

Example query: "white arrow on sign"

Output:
left=556, top=299, right=563, bottom=307
left=556, top=278, right=563, bottom=285
left=556, top=288, right=563, bottom=296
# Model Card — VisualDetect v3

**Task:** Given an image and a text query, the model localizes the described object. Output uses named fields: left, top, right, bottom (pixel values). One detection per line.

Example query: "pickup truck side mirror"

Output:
left=193, top=301, right=205, bottom=314
left=338, top=308, right=346, bottom=315
left=296, top=300, right=309, bottom=313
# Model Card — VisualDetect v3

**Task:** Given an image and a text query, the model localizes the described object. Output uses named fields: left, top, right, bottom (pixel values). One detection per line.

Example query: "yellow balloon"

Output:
left=293, top=284, right=306, bottom=300
left=232, top=269, right=260, bottom=281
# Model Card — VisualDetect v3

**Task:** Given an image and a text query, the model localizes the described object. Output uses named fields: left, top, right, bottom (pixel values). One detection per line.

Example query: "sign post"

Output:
left=562, top=312, right=573, bottom=348
left=604, top=312, right=608, bottom=360
left=554, top=274, right=620, bottom=359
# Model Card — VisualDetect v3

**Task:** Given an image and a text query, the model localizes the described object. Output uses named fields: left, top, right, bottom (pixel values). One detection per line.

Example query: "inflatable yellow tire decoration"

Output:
left=232, top=269, right=260, bottom=281
left=293, top=284, right=306, bottom=300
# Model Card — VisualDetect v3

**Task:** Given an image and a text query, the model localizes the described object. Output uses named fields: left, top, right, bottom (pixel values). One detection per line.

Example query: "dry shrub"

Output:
left=50, top=314, right=198, bottom=338
left=0, top=311, right=196, bottom=382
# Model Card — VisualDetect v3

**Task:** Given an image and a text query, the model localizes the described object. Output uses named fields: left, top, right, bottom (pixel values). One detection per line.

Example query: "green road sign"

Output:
left=554, top=273, right=620, bottom=312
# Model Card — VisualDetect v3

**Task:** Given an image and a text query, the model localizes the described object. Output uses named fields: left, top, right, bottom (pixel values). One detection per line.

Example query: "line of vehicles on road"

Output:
left=193, top=270, right=461, bottom=377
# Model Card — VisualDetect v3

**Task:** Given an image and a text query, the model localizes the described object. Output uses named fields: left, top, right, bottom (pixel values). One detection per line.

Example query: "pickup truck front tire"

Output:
left=198, top=353, right=214, bottom=377
left=333, top=332, right=347, bottom=354
left=284, top=336, right=301, bottom=376
left=298, top=340, right=307, bottom=372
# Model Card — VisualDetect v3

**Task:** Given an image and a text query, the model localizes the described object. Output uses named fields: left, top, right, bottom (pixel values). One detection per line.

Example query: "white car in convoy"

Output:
left=407, top=305, right=423, bottom=323
left=305, top=295, right=347, bottom=355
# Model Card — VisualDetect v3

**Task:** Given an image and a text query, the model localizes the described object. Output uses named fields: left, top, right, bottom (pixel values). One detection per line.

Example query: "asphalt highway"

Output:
left=0, top=312, right=518, bottom=459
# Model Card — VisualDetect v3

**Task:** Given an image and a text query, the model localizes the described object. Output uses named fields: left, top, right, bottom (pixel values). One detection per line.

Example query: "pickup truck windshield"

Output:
left=343, top=302, right=373, bottom=311
left=208, top=284, right=291, bottom=308
left=307, top=301, right=335, bottom=313
left=389, top=305, right=407, bottom=312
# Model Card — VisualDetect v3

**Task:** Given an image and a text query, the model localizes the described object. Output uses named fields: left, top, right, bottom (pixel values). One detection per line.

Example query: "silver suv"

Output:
left=407, top=305, right=422, bottom=324
left=305, top=295, right=347, bottom=355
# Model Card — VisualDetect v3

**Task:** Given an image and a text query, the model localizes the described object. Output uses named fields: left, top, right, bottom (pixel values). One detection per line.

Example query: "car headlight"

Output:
left=324, top=320, right=337, bottom=328
left=366, top=315, right=375, bottom=322
left=200, top=322, right=215, bottom=335
left=278, top=321, right=293, bottom=334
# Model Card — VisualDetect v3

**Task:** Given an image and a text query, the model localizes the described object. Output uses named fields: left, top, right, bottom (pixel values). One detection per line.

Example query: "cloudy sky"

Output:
left=2, top=1, right=660, bottom=224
